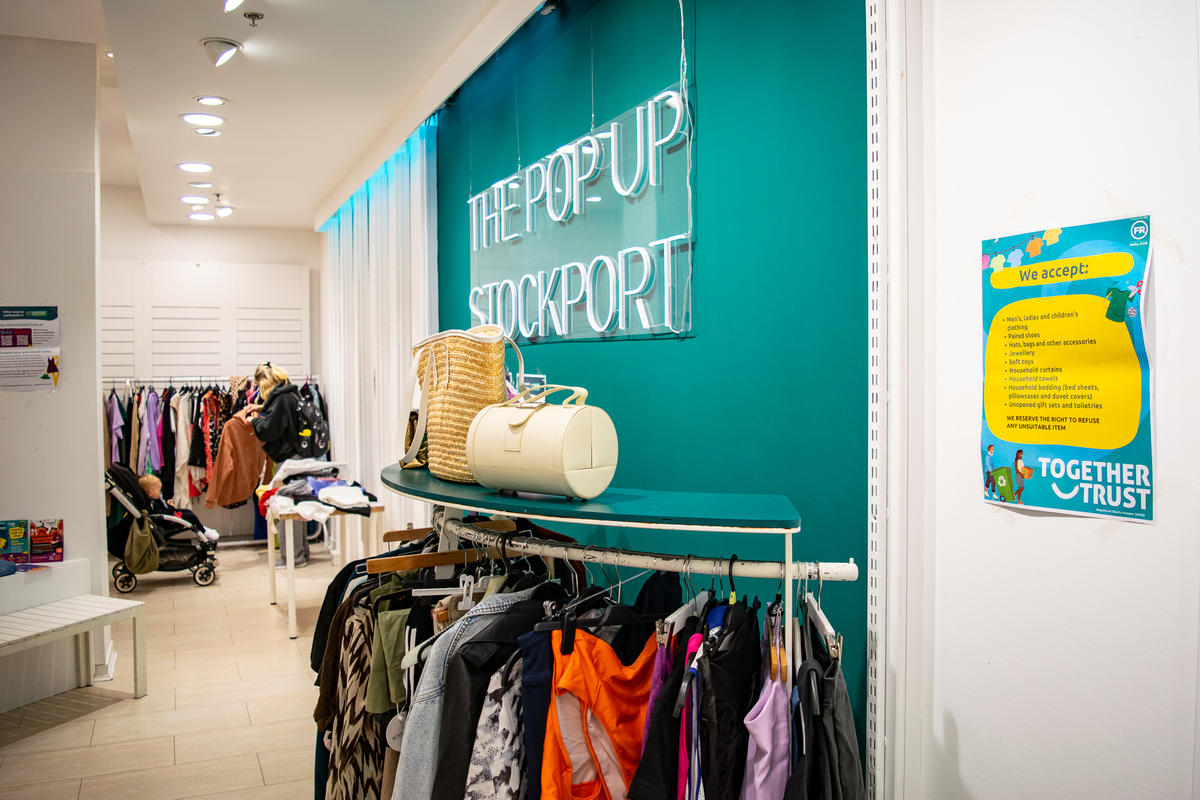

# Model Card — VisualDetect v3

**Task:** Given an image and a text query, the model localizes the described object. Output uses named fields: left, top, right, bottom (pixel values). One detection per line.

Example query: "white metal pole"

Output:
left=447, top=520, right=859, bottom=582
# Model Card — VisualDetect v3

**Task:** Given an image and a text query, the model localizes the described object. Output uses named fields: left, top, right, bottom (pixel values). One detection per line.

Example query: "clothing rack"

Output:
left=444, top=517, right=859, bottom=582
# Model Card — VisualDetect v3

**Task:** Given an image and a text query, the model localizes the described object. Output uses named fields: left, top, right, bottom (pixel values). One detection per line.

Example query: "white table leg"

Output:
left=132, top=612, right=147, bottom=698
left=285, top=518, right=297, bottom=640
left=75, top=633, right=92, bottom=687
left=360, top=514, right=369, bottom=562
left=374, top=509, right=383, bottom=555
left=267, top=514, right=277, bottom=605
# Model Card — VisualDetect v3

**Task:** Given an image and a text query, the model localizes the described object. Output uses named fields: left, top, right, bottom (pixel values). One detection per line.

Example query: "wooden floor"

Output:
left=0, top=543, right=337, bottom=800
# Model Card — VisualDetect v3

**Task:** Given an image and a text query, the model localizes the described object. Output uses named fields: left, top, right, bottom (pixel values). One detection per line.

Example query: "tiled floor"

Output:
left=0, top=543, right=336, bottom=800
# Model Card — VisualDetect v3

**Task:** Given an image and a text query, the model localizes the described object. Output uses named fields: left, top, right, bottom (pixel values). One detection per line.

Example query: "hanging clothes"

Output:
left=126, top=388, right=141, bottom=470
left=205, top=408, right=267, bottom=508
left=160, top=387, right=176, bottom=499
left=308, top=520, right=861, bottom=800
left=107, top=391, right=124, bottom=464
left=172, top=391, right=193, bottom=508
left=541, top=629, right=657, bottom=800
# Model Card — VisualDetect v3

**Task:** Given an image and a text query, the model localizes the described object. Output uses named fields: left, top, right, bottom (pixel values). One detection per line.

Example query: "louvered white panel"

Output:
left=99, top=304, right=135, bottom=371
left=237, top=305, right=305, bottom=375
left=97, top=261, right=310, bottom=381
left=151, top=304, right=221, bottom=377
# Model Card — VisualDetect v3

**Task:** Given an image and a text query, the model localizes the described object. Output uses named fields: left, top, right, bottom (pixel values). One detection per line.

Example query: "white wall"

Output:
left=0, top=35, right=104, bottom=705
left=911, top=1, right=1200, bottom=797
left=101, top=186, right=324, bottom=372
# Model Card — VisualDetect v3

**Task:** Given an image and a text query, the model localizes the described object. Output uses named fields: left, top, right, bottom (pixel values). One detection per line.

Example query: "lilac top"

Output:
left=138, top=390, right=163, bottom=474
left=738, top=635, right=791, bottom=800
left=107, top=394, right=124, bottom=462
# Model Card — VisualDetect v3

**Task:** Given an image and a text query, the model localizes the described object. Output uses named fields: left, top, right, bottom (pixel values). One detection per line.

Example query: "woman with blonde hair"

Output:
left=247, top=362, right=308, bottom=566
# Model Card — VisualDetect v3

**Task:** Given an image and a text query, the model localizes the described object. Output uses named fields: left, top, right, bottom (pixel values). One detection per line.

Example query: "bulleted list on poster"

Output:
left=0, top=306, right=61, bottom=391
left=980, top=217, right=1153, bottom=521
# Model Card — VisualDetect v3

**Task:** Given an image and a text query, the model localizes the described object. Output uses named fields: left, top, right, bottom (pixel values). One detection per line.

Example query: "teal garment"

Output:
left=365, top=608, right=412, bottom=714
left=1105, top=287, right=1133, bottom=322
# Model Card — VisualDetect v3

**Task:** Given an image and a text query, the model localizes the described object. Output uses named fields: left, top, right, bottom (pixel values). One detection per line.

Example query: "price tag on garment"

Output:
left=386, top=712, right=406, bottom=751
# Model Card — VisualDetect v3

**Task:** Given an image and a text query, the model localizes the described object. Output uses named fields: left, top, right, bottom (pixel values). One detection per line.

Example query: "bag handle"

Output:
left=505, top=384, right=589, bottom=407
left=503, top=335, right=525, bottom=394
left=400, top=352, right=434, bottom=464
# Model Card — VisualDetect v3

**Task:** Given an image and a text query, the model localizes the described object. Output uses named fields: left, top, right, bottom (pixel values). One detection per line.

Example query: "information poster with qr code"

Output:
left=0, top=306, right=61, bottom=391
left=980, top=216, right=1153, bottom=521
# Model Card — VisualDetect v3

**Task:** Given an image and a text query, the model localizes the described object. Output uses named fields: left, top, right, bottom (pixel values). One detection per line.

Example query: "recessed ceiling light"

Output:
left=195, top=96, right=227, bottom=106
left=224, top=0, right=245, bottom=11
left=189, top=212, right=216, bottom=221
left=180, top=195, right=210, bottom=204
left=178, top=162, right=213, bottom=173
left=216, top=205, right=234, bottom=218
left=104, top=50, right=114, bottom=59
left=188, top=181, right=213, bottom=188
left=200, top=38, right=242, bottom=68
left=193, top=128, right=221, bottom=136
left=181, top=113, right=224, bottom=126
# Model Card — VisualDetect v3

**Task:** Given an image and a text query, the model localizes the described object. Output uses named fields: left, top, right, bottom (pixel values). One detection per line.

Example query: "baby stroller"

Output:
left=105, top=463, right=219, bottom=592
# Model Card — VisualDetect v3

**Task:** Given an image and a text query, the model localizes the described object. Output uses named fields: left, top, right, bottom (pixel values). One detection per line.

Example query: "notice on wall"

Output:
left=0, top=306, right=61, bottom=391
left=980, top=216, right=1153, bottom=521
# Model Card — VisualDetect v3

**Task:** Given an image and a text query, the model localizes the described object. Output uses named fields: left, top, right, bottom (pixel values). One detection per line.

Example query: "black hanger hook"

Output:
left=728, top=554, right=738, bottom=599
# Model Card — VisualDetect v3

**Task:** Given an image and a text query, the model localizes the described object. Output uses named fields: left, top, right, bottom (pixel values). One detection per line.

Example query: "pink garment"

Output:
left=677, top=633, right=703, bottom=800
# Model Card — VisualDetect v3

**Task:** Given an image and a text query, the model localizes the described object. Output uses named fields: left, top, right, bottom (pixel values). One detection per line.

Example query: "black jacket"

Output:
left=251, top=382, right=302, bottom=462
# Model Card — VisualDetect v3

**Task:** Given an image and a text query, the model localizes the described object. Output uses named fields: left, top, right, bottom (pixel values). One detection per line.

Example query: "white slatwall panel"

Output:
left=97, top=260, right=310, bottom=381
left=99, top=303, right=134, bottom=372
left=237, top=306, right=304, bottom=376
left=150, top=305, right=222, bottom=377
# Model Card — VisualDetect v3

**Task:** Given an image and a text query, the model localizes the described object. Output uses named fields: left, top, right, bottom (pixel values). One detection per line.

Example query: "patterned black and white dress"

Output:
left=464, top=654, right=525, bottom=800
left=327, top=605, right=384, bottom=800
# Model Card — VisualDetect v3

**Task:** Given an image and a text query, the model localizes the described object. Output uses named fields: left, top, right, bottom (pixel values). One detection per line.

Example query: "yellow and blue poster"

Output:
left=981, top=216, right=1153, bottom=521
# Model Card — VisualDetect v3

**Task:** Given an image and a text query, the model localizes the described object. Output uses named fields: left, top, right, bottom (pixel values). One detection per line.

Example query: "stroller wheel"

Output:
left=193, top=564, right=216, bottom=587
left=112, top=562, right=125, bottom=579
left=114, top=571, right=137, bottom=593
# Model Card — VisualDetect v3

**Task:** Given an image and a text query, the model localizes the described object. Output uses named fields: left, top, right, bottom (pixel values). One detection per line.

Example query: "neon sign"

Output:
left=468, top=84, right=692, bottom=342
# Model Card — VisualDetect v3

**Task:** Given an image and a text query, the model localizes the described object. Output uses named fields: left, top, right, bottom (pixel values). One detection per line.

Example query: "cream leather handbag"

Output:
left=465, top=385, right=618, bottom=500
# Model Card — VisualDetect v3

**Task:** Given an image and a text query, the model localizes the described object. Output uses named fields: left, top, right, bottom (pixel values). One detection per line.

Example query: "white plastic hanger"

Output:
left=804, top=591, right=842, bottom=661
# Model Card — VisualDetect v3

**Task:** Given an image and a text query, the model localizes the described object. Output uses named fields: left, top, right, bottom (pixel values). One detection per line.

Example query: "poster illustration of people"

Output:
left=980, top=216, right=1153, bottom=522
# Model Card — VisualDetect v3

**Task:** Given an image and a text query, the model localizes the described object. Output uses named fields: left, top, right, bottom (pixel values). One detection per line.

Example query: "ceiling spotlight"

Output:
left=216, top=205, right=234, bottom=218
left=224, top=0, right=245, bottom=11
left=104, top=50, right=114, bottom=59
left=178, top=162, right=213, bottom=173
left=195, top=96, right=227, bottom=106
left=181, top=113, right=224, bottom=126
left=200, top=38, right=242, bottom=68
left=188, top=181, right=213, bottom=188
left=193, top=128, right=220, bottom=136
left=189, top=212, right=216, bottom=221
left=180, top=195, right=210, bottom=204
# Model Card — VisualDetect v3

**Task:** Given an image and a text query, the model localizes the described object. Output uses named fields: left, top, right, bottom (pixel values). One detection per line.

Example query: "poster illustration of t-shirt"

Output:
left=980, top=216, right=1152, bottom=521
left=0, top=306, right=61, bottom=391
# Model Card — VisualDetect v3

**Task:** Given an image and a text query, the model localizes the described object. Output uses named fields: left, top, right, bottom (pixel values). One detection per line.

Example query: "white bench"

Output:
left=0, top=594, right=147, bottom=698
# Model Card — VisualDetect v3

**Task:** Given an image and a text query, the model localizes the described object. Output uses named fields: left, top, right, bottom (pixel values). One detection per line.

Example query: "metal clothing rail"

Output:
left=446, top=518, right=860, bottom=583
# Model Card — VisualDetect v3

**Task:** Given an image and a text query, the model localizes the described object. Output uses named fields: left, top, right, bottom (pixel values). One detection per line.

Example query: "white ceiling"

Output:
left=1, top=0, right=527, bottom=229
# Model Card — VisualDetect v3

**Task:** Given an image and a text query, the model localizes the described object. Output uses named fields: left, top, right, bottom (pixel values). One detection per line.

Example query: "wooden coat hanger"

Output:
left=380, top=519, right=516, bottom=544
left=366, top=546, right=503, bottom=575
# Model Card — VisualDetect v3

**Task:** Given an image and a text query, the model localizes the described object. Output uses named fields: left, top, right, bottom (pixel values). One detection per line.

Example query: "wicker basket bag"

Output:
left=401, top=325, right=524, bottom=483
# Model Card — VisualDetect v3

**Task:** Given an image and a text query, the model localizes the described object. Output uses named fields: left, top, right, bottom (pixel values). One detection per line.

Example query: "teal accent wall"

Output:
left=437, top=0, right=868, bottom=735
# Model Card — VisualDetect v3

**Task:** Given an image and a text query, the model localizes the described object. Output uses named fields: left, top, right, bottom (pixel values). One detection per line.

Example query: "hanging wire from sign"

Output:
left=664, top=0, right=694, bottom=336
